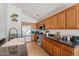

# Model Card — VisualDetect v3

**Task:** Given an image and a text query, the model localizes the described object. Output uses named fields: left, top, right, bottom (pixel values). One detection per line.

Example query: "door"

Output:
left=58, top=11, right=66, bottom=29
left=66, top=7, right=77, bottom=29
left=41, top=38, right=46, bottom=49
left=50, top=15, right=57, bottom=29
left=52, top=44, right=60, bottom=56
left=60, top=48, right=73, bottom=56
left=22, top=25, right=32, bottom=42
left=45, top=40, right=52, bottom=55
left=45, top=18, right=50, bottom=29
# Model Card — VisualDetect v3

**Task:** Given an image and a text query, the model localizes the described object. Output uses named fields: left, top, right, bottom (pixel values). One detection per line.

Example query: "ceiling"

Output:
left=12, top=3, right=75, bottom=22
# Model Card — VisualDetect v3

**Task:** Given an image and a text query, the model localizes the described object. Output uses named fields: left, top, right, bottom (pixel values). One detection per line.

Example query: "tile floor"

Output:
left=26, top=41, right=49, bottom=56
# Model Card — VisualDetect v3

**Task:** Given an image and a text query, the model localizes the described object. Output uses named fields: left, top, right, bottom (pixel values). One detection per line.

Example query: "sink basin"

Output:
left=48, top=34, right=55, bottom=37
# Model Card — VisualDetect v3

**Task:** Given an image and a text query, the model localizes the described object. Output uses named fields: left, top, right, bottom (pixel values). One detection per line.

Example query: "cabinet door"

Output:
left=76, top=4, right=79, bottom=29
left=32, top=23, right=37, bottom=29
left=45, top=18, right=50, bottom=30
left=52, top=44, right=60, bottom=56
left=45, top=39, right=52, bottom=55
left=50, top=15, right=57, bottom=29
left=42, top=20, right=45, bottom=25
left=47, top=17, right=51, bottom=29
left=66, top=7, right=77, bottom=29
left=60, top=48, right=73, bottom=56
left=41, top=38, right=46, bottom=49
left=36, top=22, right=40, bottom=29
left=44, top=19, right=47, bottom=29
left=58, top=11, right=66, bottom=29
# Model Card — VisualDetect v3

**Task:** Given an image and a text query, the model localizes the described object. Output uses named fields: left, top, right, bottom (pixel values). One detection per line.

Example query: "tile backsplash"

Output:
left=48, top=29, right=79, bottom=36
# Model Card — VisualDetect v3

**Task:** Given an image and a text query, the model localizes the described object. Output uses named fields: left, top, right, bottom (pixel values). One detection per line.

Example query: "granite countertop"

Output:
left=1, top=38, right=26, bottom=47
left=45, top=36, right=79, bottom=48
left=0, top=38, right=27, bottom=56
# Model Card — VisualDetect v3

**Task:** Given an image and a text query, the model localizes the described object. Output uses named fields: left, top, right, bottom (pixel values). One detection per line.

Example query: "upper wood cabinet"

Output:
left=42, top=20, right=45, bottom=25
left=57, top=11, right=66, bottom=29
left=66, top=6, right=77, bottom=29
left=36, top=20, right=43, bottom=29
left=44, top=19, right=47, bottom=29
left=45, top=18, right=50, bottom=29
left=32, top=23, right=37, bottom=29
left=75, top=4, right=79, bottom=29
left=36, top=22, right=40, bottom=29
left=50, top=15, right=58, bottom=29
left=37, top=4, right=79, bottom=29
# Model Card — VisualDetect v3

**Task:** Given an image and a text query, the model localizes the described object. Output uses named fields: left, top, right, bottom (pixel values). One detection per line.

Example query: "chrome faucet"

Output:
left=9, top=28, right=18, bottom=41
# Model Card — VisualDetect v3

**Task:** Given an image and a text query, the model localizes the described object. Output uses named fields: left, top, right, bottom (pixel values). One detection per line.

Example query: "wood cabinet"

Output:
left=44, top=19, right=47, bottom=29
left=42, top=20, right=45, bottom=25
left=60, top=48, right=73, bottom=56
left=41, top=37, right=46, bottom=50
left=66, top=6, right=77, bottom=29
left=45, top=39, right=52, bottom=55
left=44, top=18, right=50, bottom=29
left=32, top=23, right=37, bottom=29
left=36, top=20, right=45, bottom=29
left=60, top=42, right=74, bottom=56
left=36, top=22, right=39, bottom=29
left=41, top=36, right=74, bottom=56
left=50, top=15, right=58, bottom=29
left=57, top=11, right=66, bottom=29
left=75, top=4, right=79, bottom=29
left=42, top=37, right=52, bottom=55
left=36, top=4, right=79, bottom=29
left=52, top=44, right=60, bottom=56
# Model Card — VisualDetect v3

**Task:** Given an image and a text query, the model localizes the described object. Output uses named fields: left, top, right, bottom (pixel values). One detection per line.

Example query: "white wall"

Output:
left=7, top=4, right=22, bottom=37
left=0, top=3, right=7, bottom=40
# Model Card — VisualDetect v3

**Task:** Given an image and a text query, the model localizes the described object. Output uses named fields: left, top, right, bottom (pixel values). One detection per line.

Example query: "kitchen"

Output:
left=31, top=3, right=79, bottom=56
left=1, top=3, right=79, bottom=56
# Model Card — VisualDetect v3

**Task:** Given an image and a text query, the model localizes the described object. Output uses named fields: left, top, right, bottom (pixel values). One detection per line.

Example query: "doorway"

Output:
left=22, top=25, right=32, bottom=42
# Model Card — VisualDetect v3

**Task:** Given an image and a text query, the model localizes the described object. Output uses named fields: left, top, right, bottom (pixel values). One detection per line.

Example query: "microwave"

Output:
left=40, top=24, right=45, bottom=30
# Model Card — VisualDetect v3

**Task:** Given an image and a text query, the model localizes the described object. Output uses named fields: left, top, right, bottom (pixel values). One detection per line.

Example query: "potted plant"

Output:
left=11, top=13, right=18, bottom=21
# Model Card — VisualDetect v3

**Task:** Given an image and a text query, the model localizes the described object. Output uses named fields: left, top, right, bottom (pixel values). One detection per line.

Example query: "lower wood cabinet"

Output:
left=60, top=48, right=73, bottom=56
left=42, top=37, right=52, bottom=55
left=41, top=37, right=74, bottom=56
left=52, top=44, right=60, bottom=56
left=45, top=39, right=52, bottom=55
left=41, top=38, right=46, bottom=50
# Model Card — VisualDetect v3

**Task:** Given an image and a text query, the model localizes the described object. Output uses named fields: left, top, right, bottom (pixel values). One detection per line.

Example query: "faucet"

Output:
left=9, top=28, right=18, bottom=41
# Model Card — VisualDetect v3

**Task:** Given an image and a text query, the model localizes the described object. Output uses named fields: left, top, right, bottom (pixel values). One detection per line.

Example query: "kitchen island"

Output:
left=41, top=35, right=79, bottom=56
left=0, top=38, right=27, bottom=56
